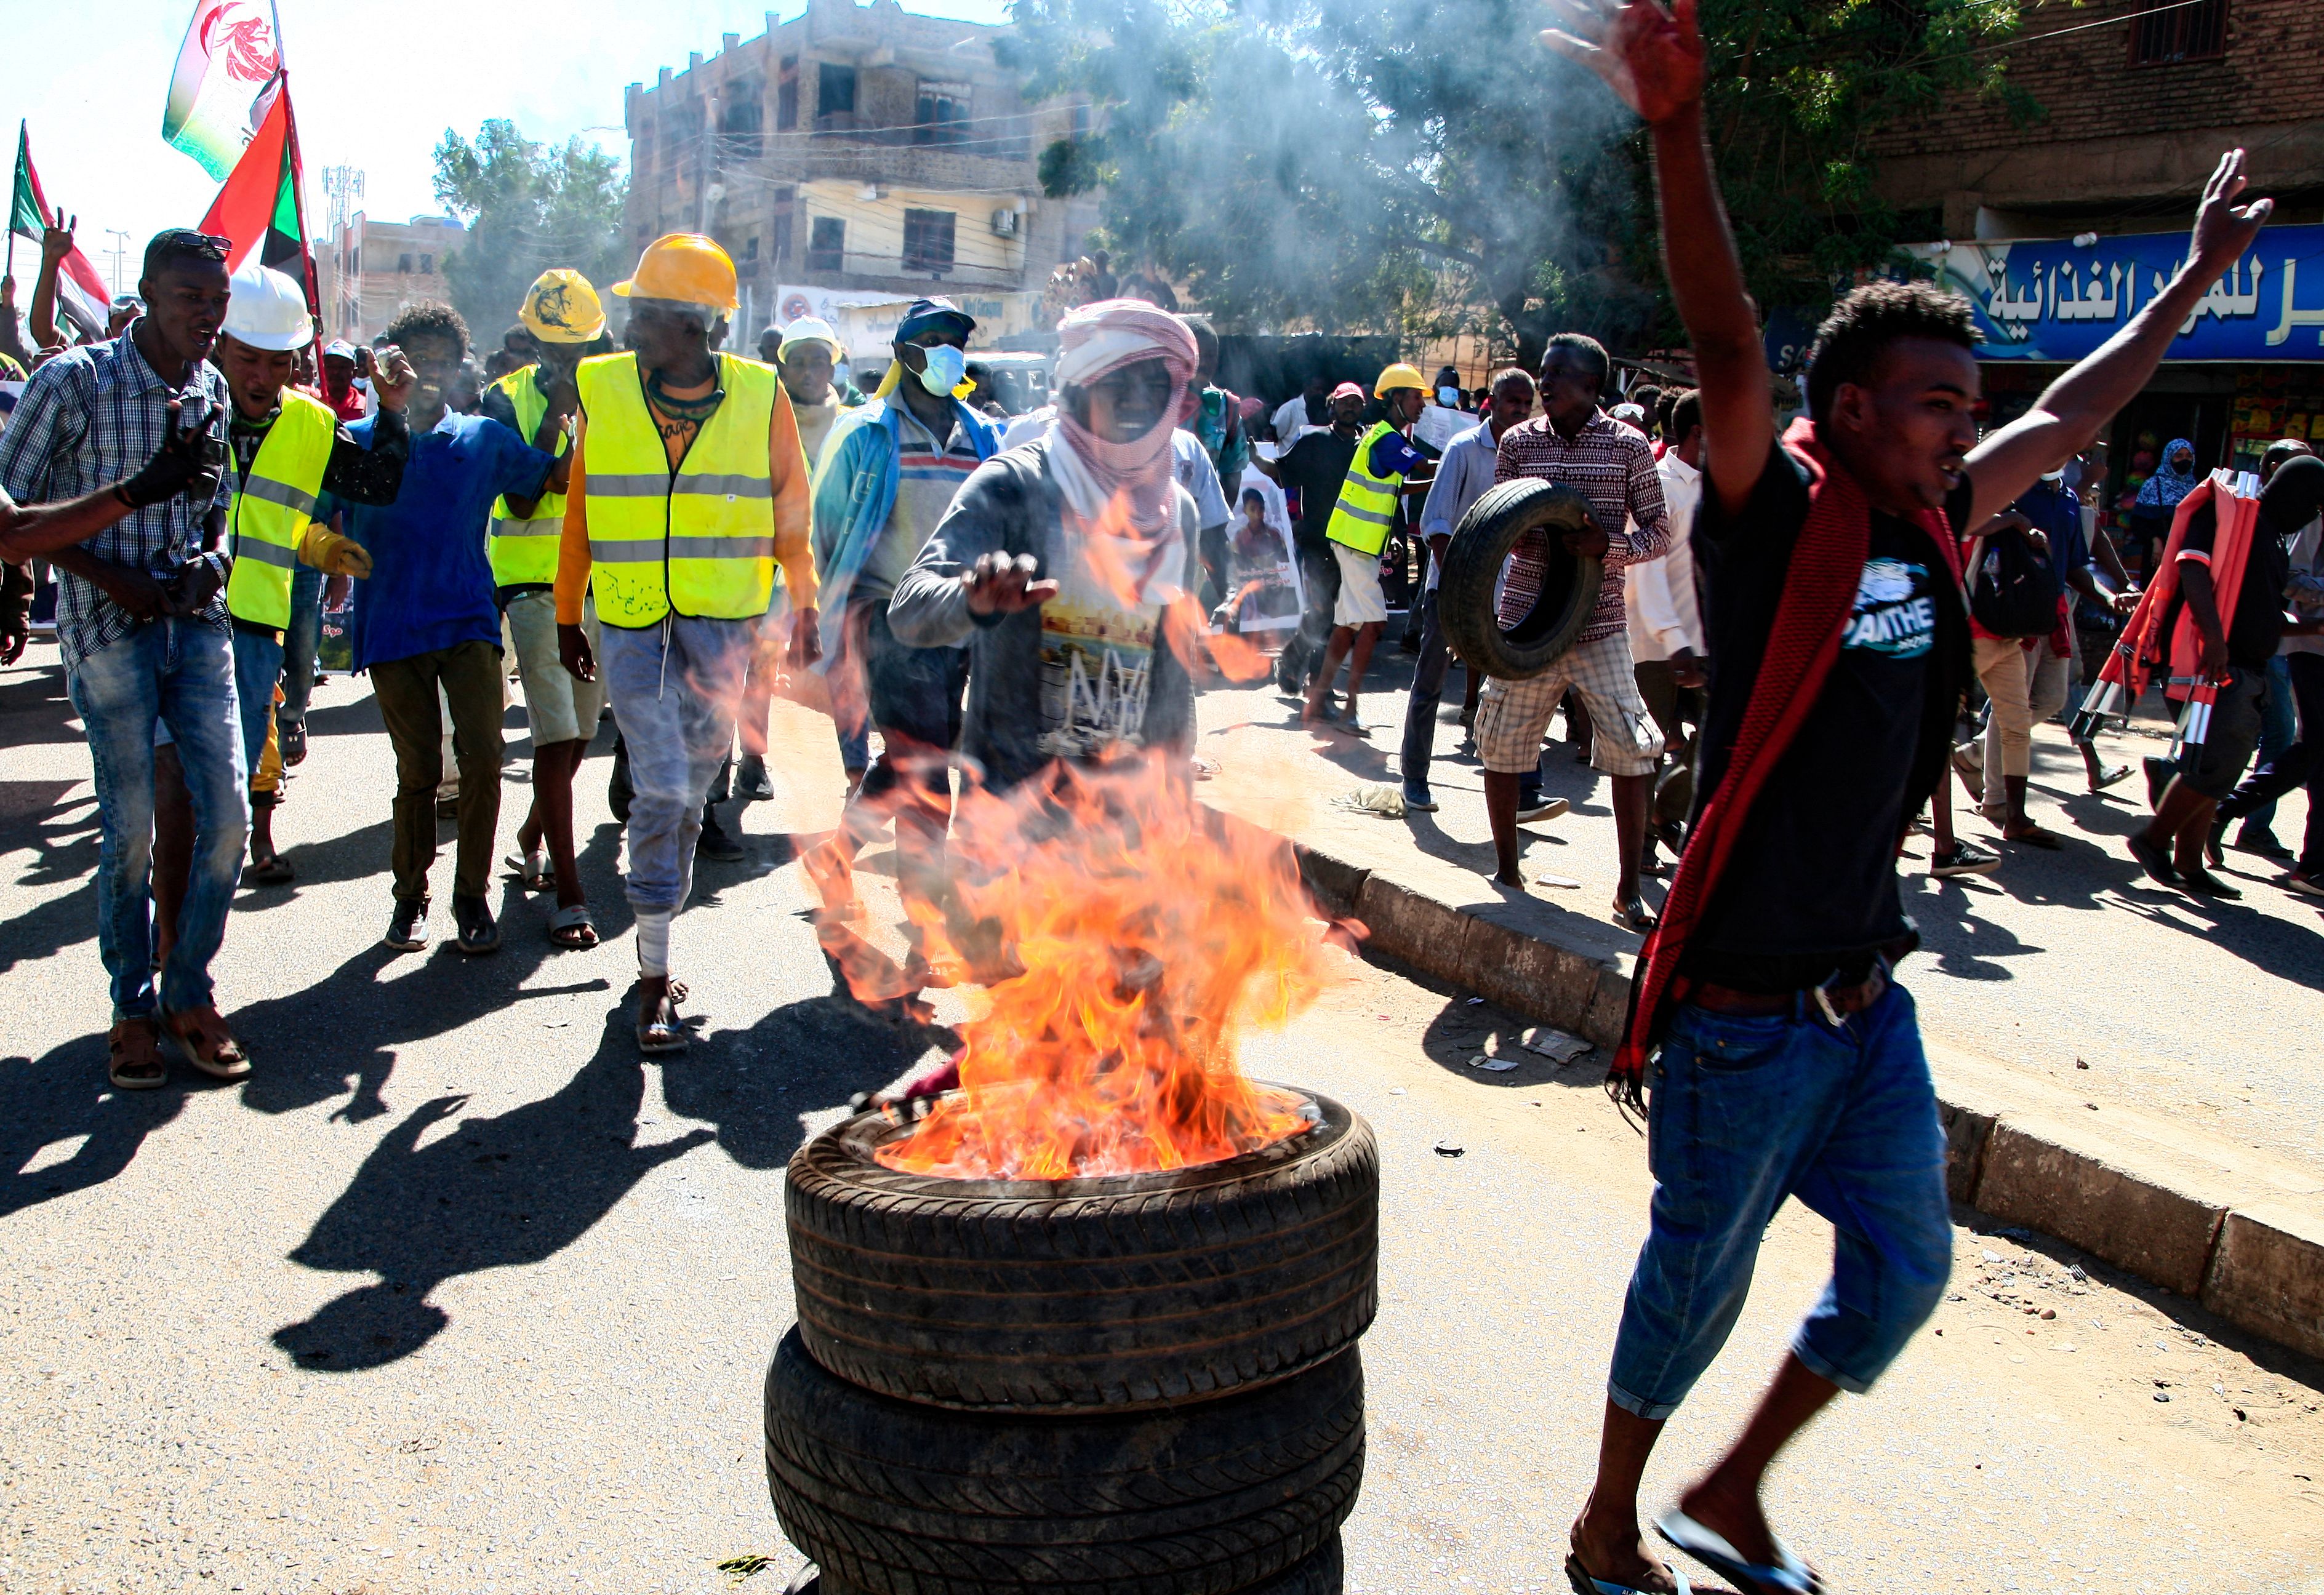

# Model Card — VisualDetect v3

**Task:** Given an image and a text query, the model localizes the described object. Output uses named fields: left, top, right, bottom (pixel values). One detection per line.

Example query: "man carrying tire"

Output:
left=1477, top=332, right=1669, bottom=930
left=1297, top=364, right=1430, bottom=732
left=1543, top=5, right=2273, bottom=1593
left=1401, top=367, right=1536, bottom=810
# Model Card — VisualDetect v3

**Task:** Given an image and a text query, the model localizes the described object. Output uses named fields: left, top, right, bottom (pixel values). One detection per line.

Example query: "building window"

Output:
left=902, top=209, right=956, bottom=275
left=2129, top=0, right=2227, bottom=64
left=915, top=81, right=972, bottom=146
left=777, top=56, right=799, bottom=130
left=772, top=212, right=794, bottom=265
left=1071, top=102, right=1091, bottom=140
left=419, top=255, right=433, bottom=274
left=398, top=252, right=414, bottom=274
left=807, top=217, right=845, bottom=273
left=744, top=235, right=759, bottom=260
left=819, top=63, right=857, bottom=119
left=721, top=87, right=763, bottom=159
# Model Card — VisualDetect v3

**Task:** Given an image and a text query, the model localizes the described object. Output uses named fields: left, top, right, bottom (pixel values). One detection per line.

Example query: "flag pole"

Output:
left=6, top=122, right=22, bottom=285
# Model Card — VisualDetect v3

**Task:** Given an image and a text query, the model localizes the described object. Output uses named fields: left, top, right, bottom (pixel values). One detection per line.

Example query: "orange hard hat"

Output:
left=612, top=233, right=739, bottom=314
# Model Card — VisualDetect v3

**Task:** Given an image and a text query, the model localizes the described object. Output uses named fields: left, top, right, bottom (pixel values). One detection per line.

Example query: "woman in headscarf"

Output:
left=2125, top=435, right=2200, bottom=580
left=887, top=299, right=1204, bottom=792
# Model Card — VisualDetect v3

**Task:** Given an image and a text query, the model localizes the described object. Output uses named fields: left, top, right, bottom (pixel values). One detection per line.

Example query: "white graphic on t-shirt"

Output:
left=1844, top=556, right=1935, bottom=658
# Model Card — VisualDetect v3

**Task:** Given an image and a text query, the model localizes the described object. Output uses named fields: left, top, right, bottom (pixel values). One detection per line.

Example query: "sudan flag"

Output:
left=198, top=73, right=317, bottom=317
left=9, top=124, right=113, bottom=340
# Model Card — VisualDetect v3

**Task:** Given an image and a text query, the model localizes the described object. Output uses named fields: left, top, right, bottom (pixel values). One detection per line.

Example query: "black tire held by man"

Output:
left=1435, top=479, right=1606, bottom=681
left=805, top=1534, right=1347, bottom=1595
left=787, top=1089, right=1377, bottom=1413
left=764, top=1328, right=1363, bottom=1595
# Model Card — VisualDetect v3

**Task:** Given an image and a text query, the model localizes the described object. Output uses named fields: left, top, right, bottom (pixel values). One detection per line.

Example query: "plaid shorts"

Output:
left=1475, top=630, right=1664, bottom=777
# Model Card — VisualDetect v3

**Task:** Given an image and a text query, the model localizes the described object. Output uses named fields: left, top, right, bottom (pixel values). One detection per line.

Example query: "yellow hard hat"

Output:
left=612, top=234, right=739, bottom=314
left=1375, top=362, right=1427, bottom=397
left=519, top=268, right=607, bottom=345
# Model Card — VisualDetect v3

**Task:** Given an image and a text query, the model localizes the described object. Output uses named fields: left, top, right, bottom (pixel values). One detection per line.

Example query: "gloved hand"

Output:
left=114, top=399, right=220, bottom=510
left=298, top=524, right=373, bottom=579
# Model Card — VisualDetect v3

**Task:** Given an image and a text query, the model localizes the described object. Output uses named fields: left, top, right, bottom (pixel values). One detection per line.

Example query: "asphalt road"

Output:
left=3, top=652, right=2322, bottom=1593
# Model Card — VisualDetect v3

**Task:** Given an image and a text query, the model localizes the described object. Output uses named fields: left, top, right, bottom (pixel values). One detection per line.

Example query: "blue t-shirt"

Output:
left=321, top=410, right=554, bottom=671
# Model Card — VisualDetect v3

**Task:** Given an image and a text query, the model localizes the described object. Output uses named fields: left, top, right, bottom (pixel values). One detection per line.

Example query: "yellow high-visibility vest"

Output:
left=489, top=365, right=571, bottom=587
left=1324, top=420, right=1409, bottom=558
left=576, top=351, right=778, bottom=626
left=223, top=389, right=337, bottom=631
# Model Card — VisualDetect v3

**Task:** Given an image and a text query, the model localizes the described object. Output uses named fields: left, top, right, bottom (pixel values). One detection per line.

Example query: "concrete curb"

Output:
left=1287, top=837, right=2324, bottom=1366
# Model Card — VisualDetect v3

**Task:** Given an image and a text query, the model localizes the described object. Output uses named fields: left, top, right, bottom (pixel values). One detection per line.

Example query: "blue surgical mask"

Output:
left=1437, top=386, right=1460, bottom=406
left=916, top=344, right=967, bottom=397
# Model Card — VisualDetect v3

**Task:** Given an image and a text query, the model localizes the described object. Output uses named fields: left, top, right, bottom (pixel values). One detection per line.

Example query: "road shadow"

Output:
left=271, top=1005, right=715, bottom=1371
left=660, top=994, right=960, bottom=1172
left=0, top=1038, right=189, bottom=1220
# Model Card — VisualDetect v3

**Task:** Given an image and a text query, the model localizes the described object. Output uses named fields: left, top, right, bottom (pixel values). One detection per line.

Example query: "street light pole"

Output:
left=105, top=229, right=132, bottom=300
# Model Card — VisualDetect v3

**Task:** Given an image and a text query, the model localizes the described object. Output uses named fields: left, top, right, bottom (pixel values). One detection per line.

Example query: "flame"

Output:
left=870, top=748, right=1347, bottom=1180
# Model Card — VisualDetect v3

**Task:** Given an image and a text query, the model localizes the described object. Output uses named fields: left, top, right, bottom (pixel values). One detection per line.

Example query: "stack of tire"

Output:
left=766, top=1089, right=1380, bottom=1595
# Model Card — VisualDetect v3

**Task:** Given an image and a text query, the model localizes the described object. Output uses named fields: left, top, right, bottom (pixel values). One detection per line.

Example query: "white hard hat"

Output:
left=778, top=316, right=844, bottom=359
left=222, top=262, right=313, bottom=353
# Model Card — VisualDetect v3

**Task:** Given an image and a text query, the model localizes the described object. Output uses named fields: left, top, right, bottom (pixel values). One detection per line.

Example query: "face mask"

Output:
left=916, top=344, right=966, bottom=397
left=1437, top=386, right=1460, bottom=406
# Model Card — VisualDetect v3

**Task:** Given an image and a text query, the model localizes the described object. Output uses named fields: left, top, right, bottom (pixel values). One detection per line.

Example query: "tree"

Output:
left=430, top=120, right=628, bottom=345
left=1005, top=0, right=2034, bottom=362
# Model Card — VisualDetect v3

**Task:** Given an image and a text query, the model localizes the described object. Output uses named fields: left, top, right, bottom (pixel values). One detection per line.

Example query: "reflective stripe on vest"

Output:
left=489, top=366, right=572, bottom=587
left=575, top=351, right=779, bottom=626
left=223, top=390, right=337, bottom=631
left=1325, top=420, right=1407, bottom=557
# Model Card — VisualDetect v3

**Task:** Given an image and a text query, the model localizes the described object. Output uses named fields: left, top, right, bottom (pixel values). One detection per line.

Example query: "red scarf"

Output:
left=1611, top=418, right=1962, bottom=1105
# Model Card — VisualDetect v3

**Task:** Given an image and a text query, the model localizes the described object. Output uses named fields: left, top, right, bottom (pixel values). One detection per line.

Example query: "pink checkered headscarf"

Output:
left=1051, top=299, right=1197, bottom=537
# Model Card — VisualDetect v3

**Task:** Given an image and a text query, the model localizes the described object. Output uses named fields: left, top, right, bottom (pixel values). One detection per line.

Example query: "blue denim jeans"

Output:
left=278, top=563, right=324, bottom=728
left=598, top=616, right=753, bottom=914
left=1608, top=981, right=1953, bottom=1420
left=66, top=618, right=250, bottom=1020
left=230, top=626, right=284, bottom=780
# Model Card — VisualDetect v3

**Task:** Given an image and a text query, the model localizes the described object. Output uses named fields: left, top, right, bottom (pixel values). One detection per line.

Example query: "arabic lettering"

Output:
left=2267, top=258, right=2324, bottom=348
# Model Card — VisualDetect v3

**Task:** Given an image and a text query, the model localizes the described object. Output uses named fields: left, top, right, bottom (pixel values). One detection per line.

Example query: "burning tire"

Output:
left=787, top=1091, right=1377, bottom=1413
left=764, top=1327, right=1363, bottom=1595
left=1436, top=479, right=1606, bottom=681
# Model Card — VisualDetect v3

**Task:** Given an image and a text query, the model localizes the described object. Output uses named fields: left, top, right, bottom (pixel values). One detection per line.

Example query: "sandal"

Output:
left=547, top=903, right=599, bottom=949
left=2001, top=824, right=2063, bottom=850
left=107, top=1017, right=168, bottom=1091
left=158, top=1005, right=252, bottom=1081
left=243, top=853, right=296, bottom=886
left=1656, top=1509, right=1820, bottom=1595
left=507, top=847, right=553, bottom=892
left=278, top=717, right=308, bottom=766
left=1566, top=1552, right=1692, bottom=1595
left=2088, top=762, right=2131, bottom=792
left=636, top=980, right=689, bottom=1053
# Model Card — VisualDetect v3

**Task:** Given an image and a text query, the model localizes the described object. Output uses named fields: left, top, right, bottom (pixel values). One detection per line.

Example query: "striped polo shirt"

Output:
left=861, top=404, right=985, bottom=598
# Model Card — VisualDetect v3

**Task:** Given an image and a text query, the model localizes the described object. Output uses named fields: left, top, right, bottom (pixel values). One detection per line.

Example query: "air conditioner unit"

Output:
left=990, top=209, right=1019, bottom=237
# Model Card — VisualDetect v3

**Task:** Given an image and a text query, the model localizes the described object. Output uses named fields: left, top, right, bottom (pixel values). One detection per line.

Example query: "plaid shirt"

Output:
left=0, top=324, right=232, bottom=670
left=1493, top=410, right=1669, bottom=644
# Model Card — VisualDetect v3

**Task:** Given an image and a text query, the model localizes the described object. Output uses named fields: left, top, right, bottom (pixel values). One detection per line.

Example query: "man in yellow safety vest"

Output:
left=1304, top=364, right=1430, bottom=730
left=553, top=234, right=819, bottom=1053
left=212, top=261, right=409, bottom=882
left=480, top=268, right=612, bottom=947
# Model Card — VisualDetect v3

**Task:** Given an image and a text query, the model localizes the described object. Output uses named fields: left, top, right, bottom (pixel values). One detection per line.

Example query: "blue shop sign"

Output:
left=1764, top=225, right=2324, bottom=368
left=1914, top=226, right=2324, bottom=361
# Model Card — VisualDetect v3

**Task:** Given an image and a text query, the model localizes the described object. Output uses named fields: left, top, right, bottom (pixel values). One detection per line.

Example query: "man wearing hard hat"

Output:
left=1301, top=364, right=1430, bottom=732
left=481, top=268, right=612, bottom=948
left=210, top=260, right=412, bottom=888
left=553, top=233, right=819, bottom=1052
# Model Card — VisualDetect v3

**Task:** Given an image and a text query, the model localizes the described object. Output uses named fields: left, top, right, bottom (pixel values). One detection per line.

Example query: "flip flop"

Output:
left=1655, top=1510, right=1820, bottom=1595
left=242, top=854, right=296, bottom=885
left=547, top=903, right=598, bottom=949
left=2001, top=825, right=2064, bottom=850
left=2088, top=762, right=2131, bottom=792
left=507, top=848, right=553, bottom=892
left=636, top=980, right=689, bottom=1053
left=1566, top=1552, right=1693, bottom=1595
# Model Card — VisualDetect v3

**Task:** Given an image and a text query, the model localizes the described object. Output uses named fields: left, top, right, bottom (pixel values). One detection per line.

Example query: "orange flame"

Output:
left=871, top=749, right=1344, bottom=1180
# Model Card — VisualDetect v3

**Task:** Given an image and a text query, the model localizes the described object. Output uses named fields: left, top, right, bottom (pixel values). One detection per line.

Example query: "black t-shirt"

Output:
left=2178, top=502, right=2290, bottom=670
left=1683, top=443, right=1973, bottom=991
left=1275, top=430, right=1360, bottom=556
